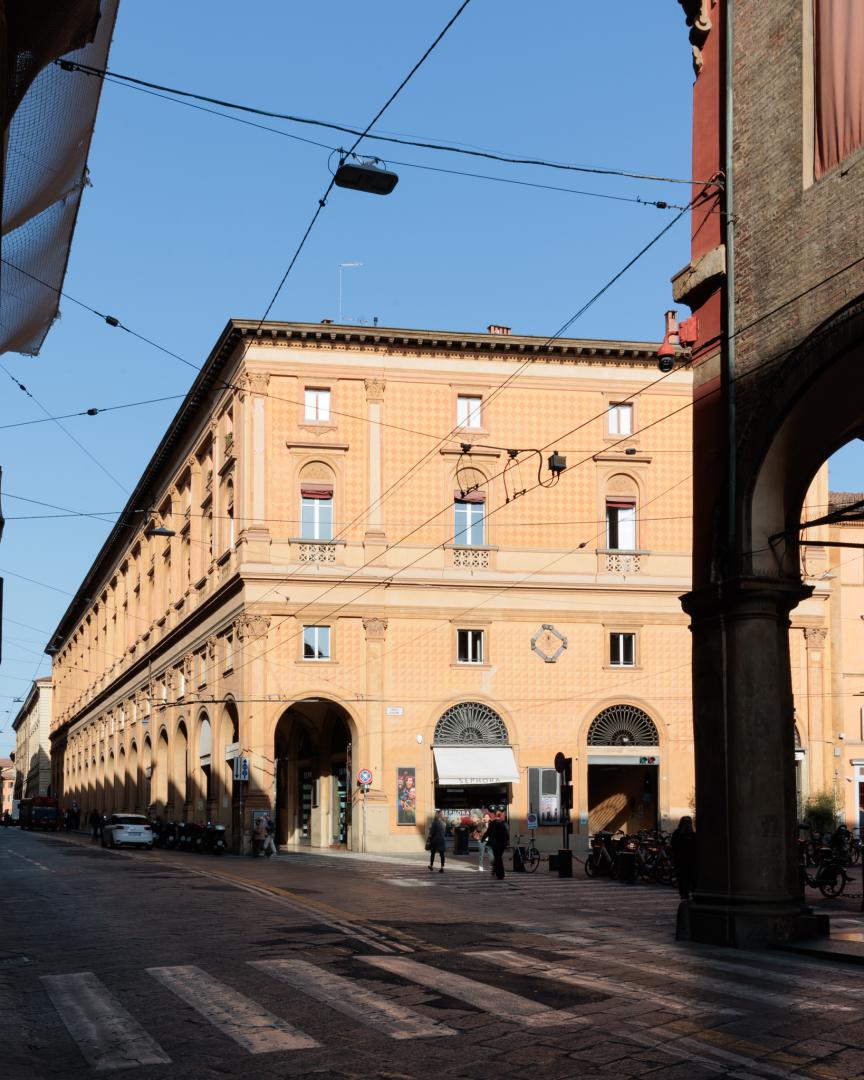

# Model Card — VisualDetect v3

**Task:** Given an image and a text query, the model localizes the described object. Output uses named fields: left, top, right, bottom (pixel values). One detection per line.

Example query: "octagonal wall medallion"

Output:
left=531, top=624, right=567, bottom=663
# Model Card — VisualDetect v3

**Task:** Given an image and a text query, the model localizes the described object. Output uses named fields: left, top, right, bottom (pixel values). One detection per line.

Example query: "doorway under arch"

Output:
left=586, top=704, right=660, bottom=834
left=273, top=699, right=353, bottom=848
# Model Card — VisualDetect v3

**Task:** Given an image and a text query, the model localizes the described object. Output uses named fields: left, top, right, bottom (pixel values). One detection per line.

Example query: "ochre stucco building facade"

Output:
left=46, top=320, right=856, bottom=853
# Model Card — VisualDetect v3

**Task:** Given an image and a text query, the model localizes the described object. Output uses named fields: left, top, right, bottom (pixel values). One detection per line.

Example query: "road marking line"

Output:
left=9, top=850, right=51, bottom=871
left=147, top=965, right=318, bottom=1053
left=470, top=949, right=741, bottom=1018
left=358, top=955, right=583, bottom=1028
left=570, top=950, right=856, bottom=1013
left=42, top=972, right=171, bottom=1071
left=251, top=958, right=455, bottom=1040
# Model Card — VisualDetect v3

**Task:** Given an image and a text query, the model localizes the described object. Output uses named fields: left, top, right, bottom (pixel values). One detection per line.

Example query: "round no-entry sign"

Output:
left=357, top=768, right=373, bottom=786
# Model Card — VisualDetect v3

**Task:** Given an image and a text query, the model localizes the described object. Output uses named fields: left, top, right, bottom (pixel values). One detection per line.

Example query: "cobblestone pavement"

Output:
left=2, top=829, right=863, bottom=1080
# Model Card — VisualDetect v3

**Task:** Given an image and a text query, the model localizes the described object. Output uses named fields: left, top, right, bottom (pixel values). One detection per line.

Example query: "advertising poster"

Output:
left=397, top=767, right=416, bottom=825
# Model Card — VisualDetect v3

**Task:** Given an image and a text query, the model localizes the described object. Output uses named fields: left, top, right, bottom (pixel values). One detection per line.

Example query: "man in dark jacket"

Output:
left=482, top=812, right=509, bottom=880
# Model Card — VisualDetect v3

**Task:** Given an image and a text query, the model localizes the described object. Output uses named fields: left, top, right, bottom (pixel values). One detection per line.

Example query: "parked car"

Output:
left=101, top=814, right=153, bottom=850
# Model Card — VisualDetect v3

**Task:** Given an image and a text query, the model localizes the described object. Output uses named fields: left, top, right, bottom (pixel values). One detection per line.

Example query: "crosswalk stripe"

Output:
left=147, top=965, right=318, bottom=1053
left=42, top=972, right=171, bottom=1071
left=251, top=958, right=455, bottom=1040
left=359, top=955, right=583, bottom=1028
left=567, top=950, right=857, bottom=1013
left=470, top=949, right=741, bottom=1018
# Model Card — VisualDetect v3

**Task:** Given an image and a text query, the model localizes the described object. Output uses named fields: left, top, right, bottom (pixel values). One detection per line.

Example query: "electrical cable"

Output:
left=0, top=392, right=188, bottom=430
left=56, top=57, right=719, bottom=188
left=76, top=68, right=688, bottom=212
left=0, top=364, right=129, bottom=494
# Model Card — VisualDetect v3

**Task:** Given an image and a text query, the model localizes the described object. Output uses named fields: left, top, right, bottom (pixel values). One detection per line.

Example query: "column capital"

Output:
left=362, top=617, right=388, bottom=641
left=681, top=576, right=813, bottom=625
left=364, top=378, right=386, bottom=402
left=235, top=613, right=271, bottom=641
left=803, top=627, right=828, bottom=647
left=240, top=371, right=271, bottom=395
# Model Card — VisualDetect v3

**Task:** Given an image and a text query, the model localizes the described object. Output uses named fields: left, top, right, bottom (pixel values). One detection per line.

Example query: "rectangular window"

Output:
left=224, top=632, right=234, bottom=673
left=178, top=669, right=186, bottom=697
left=304, top=387, right=331, bottom=422
left=610, top=632, right=636, bottom=667
left=528, top=767, right=561, bottom=825
left=197, top=652, right=206, bottom=687
left=608, top=402, right=633, bottom=435
left=454, top=497, right=485, bottom=546
left=456, top=394, right=482, bottom=429
left=606, top=499, right=636, bottom=550
left=457, top=629, right=484, bottom=664
left=300, top=488, right=333, bottom=540
left=303, top=625, right=331, bottom=660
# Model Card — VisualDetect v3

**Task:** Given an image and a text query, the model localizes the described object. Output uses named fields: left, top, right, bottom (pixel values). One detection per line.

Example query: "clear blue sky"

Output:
left=1, top=2, right=860, bottom=754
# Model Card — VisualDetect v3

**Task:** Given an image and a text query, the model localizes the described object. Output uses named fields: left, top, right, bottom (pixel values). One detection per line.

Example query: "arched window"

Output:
left=299, top=462, right=335, bottom=541
left=588, top=704, right=658, bottom=747
left=434, top=702, right=508, bottom=745
left=605, top=474, right=639, bottom=551
left=453, top=466, right=487, bottom=547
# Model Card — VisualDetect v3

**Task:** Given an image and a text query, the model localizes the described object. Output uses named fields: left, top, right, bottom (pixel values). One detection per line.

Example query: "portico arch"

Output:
left=273, top=698, right=355, bottom=849
left=685, top=295, right=864, bottom=946
left=171, top=721, right=188, bottom=818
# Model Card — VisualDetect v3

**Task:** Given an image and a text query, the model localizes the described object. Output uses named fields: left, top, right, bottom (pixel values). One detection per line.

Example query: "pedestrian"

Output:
left=71, top=802, right=80, bottom=830
left=473, top=811, right=491, bottom=872
left=670, top=815, right=697, bottom=900
left=252, top=814, right=268, bottom=857
left=2, top=810, right=10, bottom=828
left=427, top=811, right=446, bottom=873
left=482, top=811, right=509, bottom=881
left=88, top=809, right=101, bottom=841
left=263, top=816, right=277, bottom=858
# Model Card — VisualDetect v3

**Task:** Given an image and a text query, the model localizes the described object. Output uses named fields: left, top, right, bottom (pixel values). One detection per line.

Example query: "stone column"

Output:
left=804, top=628, right=829, bottom=793
left=364, top=379, right=387, bottom=551
left=681, top=577, right=828, bottom=947
left=359, top=617, right=389, bottom=851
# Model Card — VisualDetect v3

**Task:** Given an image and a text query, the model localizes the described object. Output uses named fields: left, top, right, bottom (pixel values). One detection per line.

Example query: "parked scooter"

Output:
left=202, top=822, right=227, bottom=855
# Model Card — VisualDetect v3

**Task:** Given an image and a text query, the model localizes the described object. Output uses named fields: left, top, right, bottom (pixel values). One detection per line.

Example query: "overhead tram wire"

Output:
left=68, top=71, right=688, bottom=212
left=56, top=57, right=719, bottom=188
left=0, top=364, right=129, bottom=494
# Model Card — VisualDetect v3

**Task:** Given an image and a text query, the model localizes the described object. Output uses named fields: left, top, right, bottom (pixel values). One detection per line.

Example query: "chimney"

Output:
left=487, top=324, right=511, bottom=335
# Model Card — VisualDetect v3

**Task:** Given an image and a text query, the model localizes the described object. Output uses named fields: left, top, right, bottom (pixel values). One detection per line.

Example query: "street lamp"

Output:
left=144, top=524, right=175, bottom=539
left=337, top=262, right=363, bottom=323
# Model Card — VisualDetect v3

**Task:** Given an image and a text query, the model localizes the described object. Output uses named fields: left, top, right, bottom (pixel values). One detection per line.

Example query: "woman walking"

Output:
left=428, top=811, right=446, bottom=873
left=473, top=812, right=491, bottom=872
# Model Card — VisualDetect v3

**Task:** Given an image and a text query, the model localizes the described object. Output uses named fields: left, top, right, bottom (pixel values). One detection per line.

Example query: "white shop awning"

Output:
left=432, top=746, right=519, bottom=785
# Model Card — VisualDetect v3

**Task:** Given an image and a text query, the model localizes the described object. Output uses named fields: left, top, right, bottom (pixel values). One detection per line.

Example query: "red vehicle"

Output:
left=18, top=796, right=60, bottom=831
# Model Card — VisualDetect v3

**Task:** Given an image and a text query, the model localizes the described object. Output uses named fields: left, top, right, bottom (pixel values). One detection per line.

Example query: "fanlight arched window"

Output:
left=434, top=701, right=508, bottom=745
left=588, top=704, right=658, bottom=747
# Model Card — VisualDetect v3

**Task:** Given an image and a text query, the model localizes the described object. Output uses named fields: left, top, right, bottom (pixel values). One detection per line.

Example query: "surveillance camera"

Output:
left=658, top=356, right=674, bottom=374
left=838, top=732, right=845, bottom=740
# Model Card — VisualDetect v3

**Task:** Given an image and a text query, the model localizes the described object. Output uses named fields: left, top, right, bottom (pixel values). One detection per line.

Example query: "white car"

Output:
left=101, top=814, right=153, bottom=850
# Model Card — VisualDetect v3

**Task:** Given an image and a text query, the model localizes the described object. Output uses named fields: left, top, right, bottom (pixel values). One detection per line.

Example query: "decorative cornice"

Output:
left=677, top=0, right=714, bottom=76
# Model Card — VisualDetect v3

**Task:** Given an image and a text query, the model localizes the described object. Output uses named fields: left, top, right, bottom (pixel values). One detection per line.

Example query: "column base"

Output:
left=677, top=897, right=830, bottom=948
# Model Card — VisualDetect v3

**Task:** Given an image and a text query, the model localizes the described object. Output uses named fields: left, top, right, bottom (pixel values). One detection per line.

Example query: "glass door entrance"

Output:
left=298, top=767, right=314, bottom=845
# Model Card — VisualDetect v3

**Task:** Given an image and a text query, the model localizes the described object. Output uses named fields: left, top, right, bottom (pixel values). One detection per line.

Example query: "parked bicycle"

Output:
left=507, top=833, right=541, bottom=873
left=584, top=830, right=622, bottom=877
left=799, top=840, right=851, bottom=898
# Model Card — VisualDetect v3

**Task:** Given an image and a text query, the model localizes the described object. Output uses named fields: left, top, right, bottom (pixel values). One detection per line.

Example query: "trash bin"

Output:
left=557, top=848, right=573, bottom=878
left=512, top=846, right=526, bottom=872
left=454, top=825, right=469, bottom=856
left=615, top=850, right=636, bottom=883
